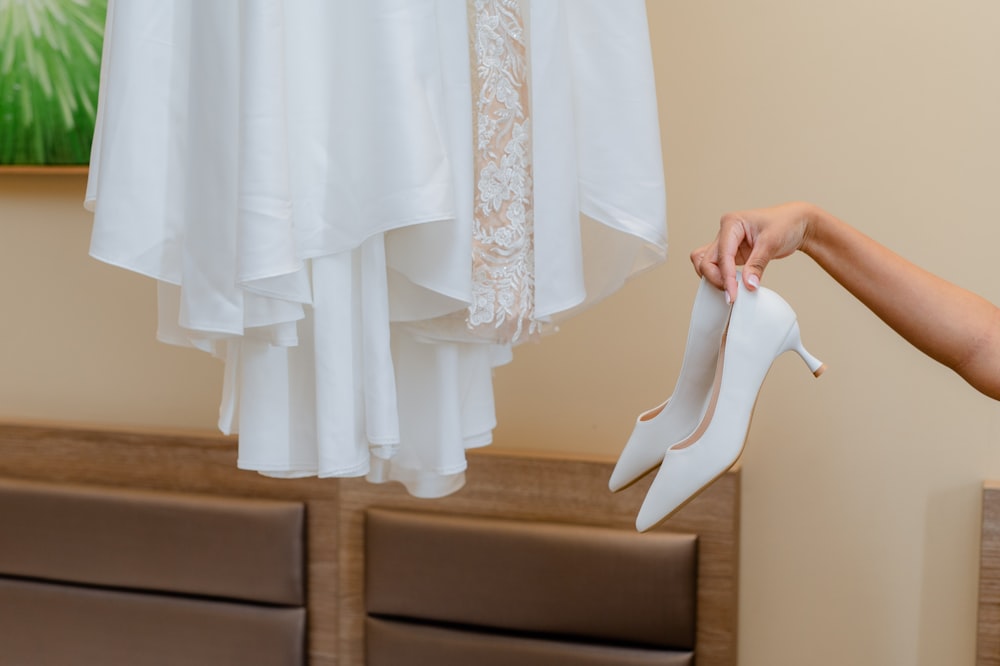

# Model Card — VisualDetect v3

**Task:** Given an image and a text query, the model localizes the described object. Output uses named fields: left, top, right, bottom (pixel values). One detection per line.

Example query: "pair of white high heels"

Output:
left=611, top=276, right=825, bottom=532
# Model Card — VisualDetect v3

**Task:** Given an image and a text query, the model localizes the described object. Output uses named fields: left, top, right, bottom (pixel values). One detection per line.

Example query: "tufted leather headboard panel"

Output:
left=0, top=577, right=305, bottom=665
left=365, top=616, right=694, bottom=666
left=0, top=477, right=304, bottom=605
left=0, top=476, right=306, bottom=666
left=0, top=423, right=739, bottom=665
left=365, top=507, right=696, bottom=656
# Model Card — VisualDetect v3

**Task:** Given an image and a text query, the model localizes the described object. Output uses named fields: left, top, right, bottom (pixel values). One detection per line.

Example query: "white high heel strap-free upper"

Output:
left=635, top=278, right=824, bottom=532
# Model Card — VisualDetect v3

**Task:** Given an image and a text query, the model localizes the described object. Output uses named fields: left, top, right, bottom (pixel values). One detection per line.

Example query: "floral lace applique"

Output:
left=466, top=0, right=539, bottom=343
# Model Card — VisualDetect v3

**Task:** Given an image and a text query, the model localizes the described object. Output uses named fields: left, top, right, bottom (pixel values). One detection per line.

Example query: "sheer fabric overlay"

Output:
left=86, top=0, right=666, bottom=497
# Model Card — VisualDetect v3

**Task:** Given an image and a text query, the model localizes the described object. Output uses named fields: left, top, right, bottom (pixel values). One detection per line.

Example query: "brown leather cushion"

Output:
left=365, top=508, right=697, bottom=650
left=0, top=577, right=305, bottom=666
left=0, top=477, right=304, bottom=605
left=366, top=617, right=693, bottom=666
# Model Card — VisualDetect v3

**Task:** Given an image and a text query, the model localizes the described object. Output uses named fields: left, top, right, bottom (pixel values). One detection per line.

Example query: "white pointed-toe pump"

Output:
left=609, top=277, right=731, bottom=492
left=635, top=278, right=825, bottom=532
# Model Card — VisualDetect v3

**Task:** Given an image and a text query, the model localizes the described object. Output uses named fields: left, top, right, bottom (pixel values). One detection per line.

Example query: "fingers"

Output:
left=690, top=240, right=743, bottom=304
left=741, top=240, right=771, bottom=291
left=742, top=261, right=764, bottom=291
left=689, top=244, right=710, bottom=277
left=693, top=202, right=812, bottom=301
left=715, top=214, right=748, bottom=302
left=689, top=246, right=705, bottom=276
left=692, top=212, right=764, bottom=303
left=690, top=243, right=724, bottom=289
left=740, top=218, right=785, bottom=292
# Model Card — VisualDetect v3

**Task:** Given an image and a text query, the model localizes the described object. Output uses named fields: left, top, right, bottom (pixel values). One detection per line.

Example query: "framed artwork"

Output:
left=0, top=0, right=107, bottom=174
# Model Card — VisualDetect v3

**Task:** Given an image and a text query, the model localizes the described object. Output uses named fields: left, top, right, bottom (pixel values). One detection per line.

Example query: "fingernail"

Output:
left=725, top=290, right=732, bottom=305
left=747, top=274, right=760, bottom=289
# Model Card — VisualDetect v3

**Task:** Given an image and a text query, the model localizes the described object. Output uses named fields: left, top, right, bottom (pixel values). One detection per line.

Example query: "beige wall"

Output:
left=0, top=175, right=224, bottom=430
left=2, top=1, right=1000, bottom=663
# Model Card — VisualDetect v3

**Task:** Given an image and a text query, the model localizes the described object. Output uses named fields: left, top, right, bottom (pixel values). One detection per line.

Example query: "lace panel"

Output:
left=466, top=0, right=539, bottom=343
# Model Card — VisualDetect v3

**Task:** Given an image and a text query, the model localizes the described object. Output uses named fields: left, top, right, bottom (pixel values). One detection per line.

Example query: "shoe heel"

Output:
left=782, top=321, right=826, bottom=378
left=634, top=282, right=823, bottom=532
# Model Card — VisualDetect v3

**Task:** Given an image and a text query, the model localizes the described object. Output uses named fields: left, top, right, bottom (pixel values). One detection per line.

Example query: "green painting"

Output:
left=0, top=0, right=107, bottom=166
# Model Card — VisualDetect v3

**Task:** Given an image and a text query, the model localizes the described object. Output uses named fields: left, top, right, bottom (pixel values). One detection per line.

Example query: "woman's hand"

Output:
left=692, top=200, right=1000, bottom=399
left=690, top=201, right=815, bottom=303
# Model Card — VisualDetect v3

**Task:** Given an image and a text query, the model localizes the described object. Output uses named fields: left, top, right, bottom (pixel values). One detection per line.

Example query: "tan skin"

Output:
left=691, top=201, right=1000, bottom=400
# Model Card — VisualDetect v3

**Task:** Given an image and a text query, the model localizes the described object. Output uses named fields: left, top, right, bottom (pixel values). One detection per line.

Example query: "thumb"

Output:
left=741, top=252, right=770, bottom=291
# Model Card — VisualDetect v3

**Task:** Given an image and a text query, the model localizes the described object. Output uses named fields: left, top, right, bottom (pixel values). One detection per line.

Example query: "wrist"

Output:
left=797, top=202, right=826, bottom=258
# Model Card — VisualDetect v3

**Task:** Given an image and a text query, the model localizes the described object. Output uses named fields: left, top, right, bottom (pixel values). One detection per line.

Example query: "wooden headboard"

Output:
left=979, top=481, right=1000, bottom=665
left=0, top=423, right=739, bottom=665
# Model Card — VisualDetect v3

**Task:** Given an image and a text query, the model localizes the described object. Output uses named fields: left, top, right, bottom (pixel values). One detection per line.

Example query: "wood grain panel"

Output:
left=979, top=481, right=1000, bottom=666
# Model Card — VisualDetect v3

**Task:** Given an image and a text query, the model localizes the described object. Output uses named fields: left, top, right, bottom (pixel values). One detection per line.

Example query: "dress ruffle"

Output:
left=86, top=0, right=666, bottom=497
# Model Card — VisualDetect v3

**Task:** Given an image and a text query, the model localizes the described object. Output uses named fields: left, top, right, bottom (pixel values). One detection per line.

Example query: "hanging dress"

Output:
left=86, top=0, right=666, bottom=498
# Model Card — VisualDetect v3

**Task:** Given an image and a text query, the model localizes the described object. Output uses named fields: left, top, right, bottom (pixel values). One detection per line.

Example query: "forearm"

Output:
left=802, top=206, right=1000, bottom=398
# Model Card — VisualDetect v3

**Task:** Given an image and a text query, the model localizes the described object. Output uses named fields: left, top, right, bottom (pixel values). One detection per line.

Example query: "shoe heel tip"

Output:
left=812, top=363, right=827, bottom=378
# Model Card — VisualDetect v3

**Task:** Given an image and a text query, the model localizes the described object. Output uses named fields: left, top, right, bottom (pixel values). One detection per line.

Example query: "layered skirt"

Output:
left=86, top=0, right=666, bottom=497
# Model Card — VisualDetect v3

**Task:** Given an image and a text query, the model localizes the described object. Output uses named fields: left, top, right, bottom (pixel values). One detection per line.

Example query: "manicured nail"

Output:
left=747, top=274, right=760, bottom=289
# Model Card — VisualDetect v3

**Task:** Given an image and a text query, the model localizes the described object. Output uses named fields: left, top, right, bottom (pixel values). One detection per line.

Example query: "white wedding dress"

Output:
left=86, top=0, right=666, bottom=497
